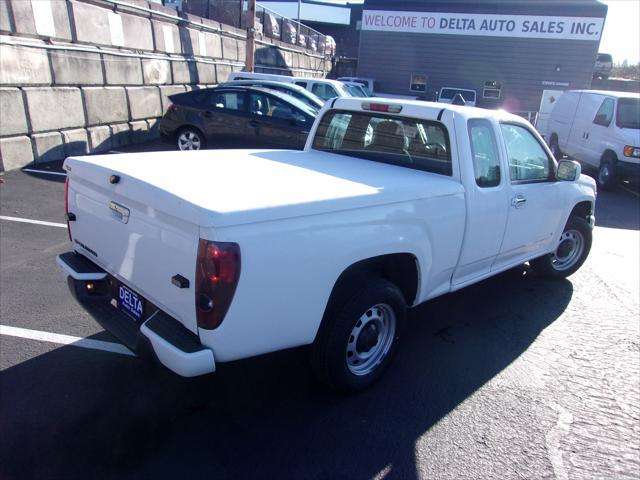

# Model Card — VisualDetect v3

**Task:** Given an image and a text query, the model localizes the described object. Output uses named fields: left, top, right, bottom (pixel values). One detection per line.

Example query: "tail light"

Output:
left=195, top=239, right=241, bottom=330
left=64, top=176, right=72, bottom=242
left=167, top=103, right=177, bottom=113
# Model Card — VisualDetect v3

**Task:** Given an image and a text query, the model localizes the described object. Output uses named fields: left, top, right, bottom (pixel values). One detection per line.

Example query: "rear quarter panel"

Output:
left=198, top=193, right=466, bottom=362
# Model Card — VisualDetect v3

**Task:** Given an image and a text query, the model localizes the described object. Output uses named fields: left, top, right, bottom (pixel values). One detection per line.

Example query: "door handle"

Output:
left=248, top=120, right=259, bottom=128
left=511, top=194, right=527, bottom=208
left=585, top=132, right=589, bottom=139
left=202, top=111, right=213, bottom=118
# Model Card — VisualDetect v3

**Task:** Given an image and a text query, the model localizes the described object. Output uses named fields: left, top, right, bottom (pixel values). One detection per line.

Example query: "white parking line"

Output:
left=0, top=215, right=67, bottom=228
left=22, top=168, right=67, bottom=177
left=0, top=325, right=135, bottom=357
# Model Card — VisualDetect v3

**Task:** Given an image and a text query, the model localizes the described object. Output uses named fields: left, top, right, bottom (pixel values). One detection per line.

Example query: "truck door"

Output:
left=451, top=118, right=510, bottom=287
left=493, top=123, right=563, bottom=270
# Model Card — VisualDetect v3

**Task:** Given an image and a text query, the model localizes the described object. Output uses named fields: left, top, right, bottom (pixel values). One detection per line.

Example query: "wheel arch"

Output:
left=314, top=253, right=419, bottom=343
left=569, top=201, right=594, bottom=223
left=601, top=148, right=618, bottom=164
left=176, top=123, right=205, bottom=139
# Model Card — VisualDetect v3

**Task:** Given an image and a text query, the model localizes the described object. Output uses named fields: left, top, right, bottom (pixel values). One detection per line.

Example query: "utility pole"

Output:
left=297, top=0, right=302, bottom=22
left=245, top=0, right=256, bottom=72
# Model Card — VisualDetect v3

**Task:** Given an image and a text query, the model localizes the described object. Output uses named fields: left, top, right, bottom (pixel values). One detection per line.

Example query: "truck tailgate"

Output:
left=65, top=158, right=200, bottom=334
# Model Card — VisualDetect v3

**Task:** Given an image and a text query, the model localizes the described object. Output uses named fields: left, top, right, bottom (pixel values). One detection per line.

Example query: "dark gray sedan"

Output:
left=159, top=86, right=317, bottom=151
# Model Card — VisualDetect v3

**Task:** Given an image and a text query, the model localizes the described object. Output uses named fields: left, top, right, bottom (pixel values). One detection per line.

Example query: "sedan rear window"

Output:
left=312, top=110, right=452, bottom=176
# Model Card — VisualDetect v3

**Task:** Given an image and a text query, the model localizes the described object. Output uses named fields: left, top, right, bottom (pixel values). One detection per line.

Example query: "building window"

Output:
left=483, top=80, right=502, bottom=100
left=409, top=74, right=427, bottom=93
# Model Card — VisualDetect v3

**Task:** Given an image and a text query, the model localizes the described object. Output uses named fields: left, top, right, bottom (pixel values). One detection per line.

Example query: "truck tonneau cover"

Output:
left=65, top=149, right=463, bottom=228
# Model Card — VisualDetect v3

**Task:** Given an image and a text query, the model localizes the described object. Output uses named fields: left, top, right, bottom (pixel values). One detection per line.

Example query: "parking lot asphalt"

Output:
left=1, top=146, right=639, bottom=480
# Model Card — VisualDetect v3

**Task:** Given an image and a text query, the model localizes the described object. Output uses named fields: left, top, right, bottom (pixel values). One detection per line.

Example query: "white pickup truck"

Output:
left=57, top=98, right=596, bottom=391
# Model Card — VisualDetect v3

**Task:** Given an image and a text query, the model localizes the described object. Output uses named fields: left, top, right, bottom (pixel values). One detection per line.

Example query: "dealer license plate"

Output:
left=117, top=284, right=145, bottom=322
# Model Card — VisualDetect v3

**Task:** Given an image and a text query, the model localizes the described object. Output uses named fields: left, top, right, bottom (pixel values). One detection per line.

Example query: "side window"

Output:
left=294, top=81, right=308, bottom=88
left=211, top=92, right=245, bottom=111
left=593, top=98, right=615, bottom=127
left=249, top=93, right=297, bottom=120
left=311, top=83, right=336, bottom=101
left=268, top=97, right=296, bottom=120
left=501, top=124, right=553, bottom=183
left=468, top=119, right=501, bottom=187
left=249, top=93, right=269, bottom=116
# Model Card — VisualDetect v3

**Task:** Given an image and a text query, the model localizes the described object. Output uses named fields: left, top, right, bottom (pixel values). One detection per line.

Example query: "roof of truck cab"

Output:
left=328, top=97, right=526, bottom=123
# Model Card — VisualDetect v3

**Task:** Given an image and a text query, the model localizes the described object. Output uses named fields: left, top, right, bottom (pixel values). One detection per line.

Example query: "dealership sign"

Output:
left=362, top=10, right=604, bottom=41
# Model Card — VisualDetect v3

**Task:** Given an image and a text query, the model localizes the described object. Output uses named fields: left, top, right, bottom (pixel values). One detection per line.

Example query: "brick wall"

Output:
left=0, top=0, right=330, bottom=171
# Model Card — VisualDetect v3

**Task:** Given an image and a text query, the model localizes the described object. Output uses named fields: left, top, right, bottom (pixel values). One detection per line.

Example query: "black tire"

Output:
left=530, top=215, right=592, bottom=279
left=597, top=154, right=617, bottom=190
left=549, top=135, right=562, bottom=160
left=310, top=278, right=406, bottom=392
left=176, top=127, right=205, bottom=151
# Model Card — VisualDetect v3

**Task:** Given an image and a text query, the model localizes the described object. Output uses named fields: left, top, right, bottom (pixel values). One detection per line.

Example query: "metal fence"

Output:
left=255, top=4, right=334, bottom=57
left=181, top=0, right=335, bottom=57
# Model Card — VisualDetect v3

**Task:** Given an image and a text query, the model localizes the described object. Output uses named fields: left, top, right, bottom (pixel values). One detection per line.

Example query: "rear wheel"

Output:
left=310, top=278, right=406, bottom=392
left=177, top=127, right=205, bottom=151
left=597, top=154, right=617, bottom=190
left=530, top=216, right=592, bottom=278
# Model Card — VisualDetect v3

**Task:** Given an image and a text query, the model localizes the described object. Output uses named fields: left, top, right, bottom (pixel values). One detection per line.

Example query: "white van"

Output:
left=545, top=90, right=640, bottom=189
left=227, top=72, right=351, bottom=102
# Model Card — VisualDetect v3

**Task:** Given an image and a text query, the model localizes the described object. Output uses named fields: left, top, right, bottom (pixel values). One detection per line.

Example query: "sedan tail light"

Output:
left=195, top=239, right=241, bottom=330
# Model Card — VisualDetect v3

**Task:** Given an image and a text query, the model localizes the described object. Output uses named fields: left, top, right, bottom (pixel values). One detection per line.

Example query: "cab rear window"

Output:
left=312, top=110, right=452, bottom=176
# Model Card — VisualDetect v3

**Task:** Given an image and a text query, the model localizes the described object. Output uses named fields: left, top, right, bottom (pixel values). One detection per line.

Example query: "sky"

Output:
left=598, top=0, right=640, bottom=65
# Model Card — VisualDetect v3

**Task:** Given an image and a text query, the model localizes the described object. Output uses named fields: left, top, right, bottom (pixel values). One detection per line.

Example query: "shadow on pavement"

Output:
left=594, top=187, right=640, bottom=230
left=0, top=266, right=573, bottom=480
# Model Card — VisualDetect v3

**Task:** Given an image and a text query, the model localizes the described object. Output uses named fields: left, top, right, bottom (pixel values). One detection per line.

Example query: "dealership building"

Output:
left=357, top=0, right=608, bottom=114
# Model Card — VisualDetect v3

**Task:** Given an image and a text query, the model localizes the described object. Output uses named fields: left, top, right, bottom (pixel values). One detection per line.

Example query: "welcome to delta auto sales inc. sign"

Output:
left=362, top=10, right=604, bottom=41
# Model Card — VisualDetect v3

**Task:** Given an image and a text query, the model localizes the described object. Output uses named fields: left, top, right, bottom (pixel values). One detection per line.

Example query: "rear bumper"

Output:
left=57, top=251, right=215, bottom=377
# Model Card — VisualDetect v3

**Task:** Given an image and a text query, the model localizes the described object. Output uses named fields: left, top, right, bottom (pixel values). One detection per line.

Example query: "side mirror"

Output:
left=557, top=159, right=581, bottom=181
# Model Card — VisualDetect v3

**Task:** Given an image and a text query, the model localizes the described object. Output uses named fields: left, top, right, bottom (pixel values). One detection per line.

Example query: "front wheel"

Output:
left=310, top=278, right=406, bottom=392
left=597, top=156, right=617, bottom=190
left=530, top=216, right=592, bottom=278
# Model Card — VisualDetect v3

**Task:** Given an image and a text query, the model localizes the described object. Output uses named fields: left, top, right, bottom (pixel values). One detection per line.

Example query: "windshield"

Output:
left=440, top=89, right=476, bottom=102
left=345, top=84, right=367, bottom=97
left=270, top=88, right=321, bottom=112
left=312, top=110, right=452, bottom=176
left=617, top=98, right=640, bottom=129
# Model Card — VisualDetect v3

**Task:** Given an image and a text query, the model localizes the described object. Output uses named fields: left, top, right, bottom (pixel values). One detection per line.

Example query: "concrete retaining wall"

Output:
left=0, top=0, right=331, bottom=171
